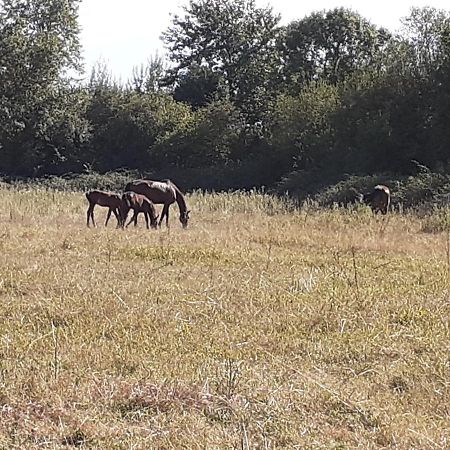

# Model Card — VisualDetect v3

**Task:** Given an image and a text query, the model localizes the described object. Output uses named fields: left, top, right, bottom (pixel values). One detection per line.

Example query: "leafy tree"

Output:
left=151, top=99, right=243, bottom=168
left=281, top=8, right=391, bottom=89
left=401, top=6, right=450, bottom=76
left=0, top=0, right=85, bottom=175
left=162, top=0, right=281, bottom=121
left=86, top=72, right=192, bottom=171
left=172, top=64, right=222, bottom=109
left=130, top=54, right=167, bottom=94
left=269, top=82, right=340, bottom=172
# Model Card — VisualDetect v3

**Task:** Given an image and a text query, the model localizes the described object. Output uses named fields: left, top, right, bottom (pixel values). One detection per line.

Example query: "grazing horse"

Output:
left=124, top=179, right=190, bottom=228
left=359, top=185, right=391, bottom=215
left=85, top=190, right=124, bottom=228
left=121, top=192, right=159, bottom=229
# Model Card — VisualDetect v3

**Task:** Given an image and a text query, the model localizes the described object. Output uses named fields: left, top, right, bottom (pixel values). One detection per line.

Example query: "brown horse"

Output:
left=124, top=179, right=190, bottom=228
left=121, top=191, right=159, bottom=229
left=359, top=185, right=391, bottom=215
left=85, top=190, right=124, bottom=227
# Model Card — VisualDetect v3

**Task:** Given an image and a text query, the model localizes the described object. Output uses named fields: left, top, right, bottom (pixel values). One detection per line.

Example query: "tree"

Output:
left=162, top=0, right=281, bottom=121
left=280, top=8, right=391, bottom=89
left=130, top=54, right=167, bottom=94
left=86, top=71, right=193, bottom=171
left=151, top=99, right=243, bottom=168
left=0, top=0, right=86, bottom=175
left=172, top=64, right=222, bottom=109
left=400, top=7, right=450, bottom=77
left=268, top=82, right=340, bottom=172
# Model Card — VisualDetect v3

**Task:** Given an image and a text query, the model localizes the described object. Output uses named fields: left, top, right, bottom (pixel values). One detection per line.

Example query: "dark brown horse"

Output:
left=359, top=185, right=391, bottom=215
left=121, top=192, right=159, bottom=229
left=85, top=190, right=124, bottom=227
left=124, top=179, right=190, bottom=228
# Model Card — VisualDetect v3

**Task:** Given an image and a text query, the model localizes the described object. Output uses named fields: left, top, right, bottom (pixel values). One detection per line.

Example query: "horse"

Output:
left=124, top=179, right=190, bottom=228
left=85, top=190, right=124, bottom=228
left=358, top=185, right=391, bottom=215
left=121, top=191, right=159, bottom=229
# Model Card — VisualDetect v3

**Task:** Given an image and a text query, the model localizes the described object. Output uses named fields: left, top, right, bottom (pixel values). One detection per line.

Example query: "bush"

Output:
left=0, top=170, right=141, bottom=193
left=276, top=169, right=450, bottom=210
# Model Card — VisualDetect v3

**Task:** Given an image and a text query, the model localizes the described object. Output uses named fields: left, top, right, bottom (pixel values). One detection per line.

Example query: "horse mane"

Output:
left=167, top=180, right=187, bottom=212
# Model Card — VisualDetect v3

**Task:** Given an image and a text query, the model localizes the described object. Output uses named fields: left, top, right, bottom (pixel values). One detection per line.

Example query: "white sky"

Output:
left=78, top=0, right=450, bottom=81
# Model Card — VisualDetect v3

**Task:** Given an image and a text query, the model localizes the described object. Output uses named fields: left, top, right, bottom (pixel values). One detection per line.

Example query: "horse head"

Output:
left=151, top=214, right=159, bottom=229
left=179, top=210, right=191, bottom=228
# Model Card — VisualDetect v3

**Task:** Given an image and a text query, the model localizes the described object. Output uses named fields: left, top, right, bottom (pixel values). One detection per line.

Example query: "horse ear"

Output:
left=187, top=210, right=191, bottom=215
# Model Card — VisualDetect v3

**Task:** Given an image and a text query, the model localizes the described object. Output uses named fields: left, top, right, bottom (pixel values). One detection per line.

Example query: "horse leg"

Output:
left=166, top=205, right=170, bottom=228
left=112, top=208, right=121, bottom=228
left=87, top=204, right=96, bottom=227
left=86, top=204, right=93, bottom=227
left=158, top=206, right=165, bottom=228
left=126, top=211, right=137, bottom=228
left=105, top=208, right=112, bottom=227
left=160, top=204, right=169, bottom=228
left=120, top=207, right=130, bottom=229
left=144, top=212, right=150, bottom=229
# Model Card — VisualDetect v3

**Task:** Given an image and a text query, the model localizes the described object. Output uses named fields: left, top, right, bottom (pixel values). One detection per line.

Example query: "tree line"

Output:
left=1, top=0, right=449, bottom=192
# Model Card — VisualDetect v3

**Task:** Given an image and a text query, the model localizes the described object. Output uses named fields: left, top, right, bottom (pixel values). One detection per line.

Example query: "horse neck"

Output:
left=174, top=187, right=187, bottom=213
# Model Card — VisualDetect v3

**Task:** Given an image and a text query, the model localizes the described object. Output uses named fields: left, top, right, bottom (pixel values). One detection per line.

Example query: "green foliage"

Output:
left=130, top=54, right=168, bottom=94
left=1, top=169, right=140, bottom=192
left=396, top=165, right=450, bottom=207
left=277, top=169, right=450, bottom=209
left=280, top=8, right=391, bottom=89
left=151, top=99, right=243, bottom=168
left=269, top=82, right=340, bottom=171
left=172, top=64, right=222, bottom=109
left=0, top=1, right=450, bottom=202
left=0, top=0, right=85, bottom=175
left=162, top=0, right=281, bottom=121
left=400, top=6, right=450, bottom=77
left=85, top=81, right=192, bottom=171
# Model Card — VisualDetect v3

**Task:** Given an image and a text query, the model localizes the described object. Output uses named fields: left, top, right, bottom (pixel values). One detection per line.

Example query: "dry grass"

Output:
left=0, top=187, right=449, bottom=449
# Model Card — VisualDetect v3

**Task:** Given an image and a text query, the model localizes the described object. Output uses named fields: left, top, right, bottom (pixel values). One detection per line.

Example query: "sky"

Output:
left=78, top=0, right=450, bottom=82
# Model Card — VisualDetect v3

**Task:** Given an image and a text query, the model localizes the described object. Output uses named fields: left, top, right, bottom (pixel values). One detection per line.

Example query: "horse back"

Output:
left=122, top=191, right=157, bottom=217
left=86, top=190, right=121, bottom=207
left=373, top=184, right=389, bottom=195
left=125, top=180, right=176, bottom=204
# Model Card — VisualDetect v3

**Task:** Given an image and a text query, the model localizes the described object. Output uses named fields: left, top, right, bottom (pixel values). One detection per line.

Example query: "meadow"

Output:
left=0, top=187, right=449, bottom=449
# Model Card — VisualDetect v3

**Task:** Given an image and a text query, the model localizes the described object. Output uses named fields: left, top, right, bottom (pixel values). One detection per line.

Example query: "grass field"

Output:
left=0, top=187, right=449, bottom=449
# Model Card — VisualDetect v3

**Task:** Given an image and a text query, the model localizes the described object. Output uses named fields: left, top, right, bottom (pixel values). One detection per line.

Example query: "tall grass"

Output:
left=191, top=189, right=298, bottom=214
left=0, top=187, right=449, bottom=448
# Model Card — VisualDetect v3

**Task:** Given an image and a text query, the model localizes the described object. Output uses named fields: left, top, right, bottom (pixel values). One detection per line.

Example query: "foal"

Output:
left=121, top=191, right=159, bottom=229
left=85, top=190, right=124, bottom=227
